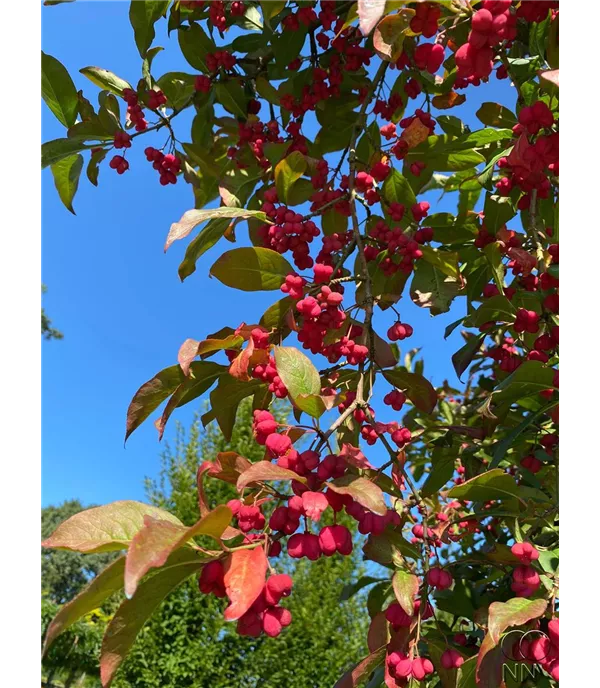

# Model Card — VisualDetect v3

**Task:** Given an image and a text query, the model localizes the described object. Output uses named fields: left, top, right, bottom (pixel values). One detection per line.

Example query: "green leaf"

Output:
left=446, top=469, right=546, bottom=504
left=43, top=556, right=126, bottom=654
left=382, top=169, right=417, bottom=209
left=421, top=449, right=456, bottom=497
left=156, top=71, right=196, bottom=110
left=41, top=501, right=184, bottom=554
left=80, top=66, right=132, bottom=96
left=86, top=147, right=107, bottom=186
left=483, top=243, right=505, bottom=293
left=489, top=402, right=557, bottom=469
left=392, top=570, right=419, bottom=616
left=476, top=102, right=517, bottom=128
left=419, top=246, right=461, bottom=279
left=124, top=506, right=231, bottom=598
left=260, top=297, right=293, bottom=330
left=178, top=22, right=216, bottom=72
left=129, top=0, right=168, bottom=57
left=334, top=647, right=387, bottom=688
left=363, top=529, right=420, bottom=565
left=42, top=138, right=93, bottom=169
left=42, top=51, right=79, bottom=127
left=329, top=476, right=387, bottom=516
left=50, top=154, right=83, bottom=214
left=125, top=365, right=184, bottom=441
left=261, top=0, right=286, bottom=20
left=464, top=294, right=516, bottom=328
left=236, top=461, right=307, bottom=491
left=100, top=548, right=205, bottom=687
left=452, top=333, right=485, bottom=380
left=177, top=218, right=231, bottom=281
left=427, top=212, right=478, bottom=244
left=142, top=45, right=164, bottom=88
left=272, top=26, right=308, bottom=66
left=483, top=193, right=515, bottom=232
left=456, top=656, right=477, bottom=688
left=208, top=376, right=262, bottom=440
left=215, top=81, right=247, bottom=118
left=273, top=345, right=320, bottom=402
left=410, top=261, right=463, bottom=316
left=255, top=75, right=280, bottom=104
left=340, top=576, right=383, bottom=602
left=275, top=151, right=307, bottom=204
left=383, top=369, right=437, bottom=414
left=210, top=247, right=293, bottom=292
left=165, top=207, right=267, bottom=251
left=492, top=361, right=556, bottom=404
left=437, top=115, right=465, bottom=137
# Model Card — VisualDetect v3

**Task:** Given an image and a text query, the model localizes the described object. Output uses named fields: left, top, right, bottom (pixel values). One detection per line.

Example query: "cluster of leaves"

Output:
left=42, top=2, right=559, bottom=687
left=42, top=284, right=63, bottom=341
left=43, top=403, right=369, bottom=688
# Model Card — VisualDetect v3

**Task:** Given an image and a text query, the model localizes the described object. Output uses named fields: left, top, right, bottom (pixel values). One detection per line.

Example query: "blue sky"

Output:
left=42, top=1, right=515, bottom=508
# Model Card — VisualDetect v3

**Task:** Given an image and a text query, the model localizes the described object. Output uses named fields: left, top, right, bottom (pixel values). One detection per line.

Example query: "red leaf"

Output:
left=431, top=91, right=466, bottom=110
left=367, top=612, right=389, bottom=653
left=339, top=443, right=375, bottom=470
left=334, top=646, right=386, bottom=688
left=506, top=246, right=536, bottom=277
left=237, top=461, right=306, bottom=491
left=223, top=547, right=268, bottom=621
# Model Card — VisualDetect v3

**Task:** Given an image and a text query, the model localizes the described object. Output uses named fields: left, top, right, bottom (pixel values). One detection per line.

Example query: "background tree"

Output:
left=42, top=284, right=63, bottom=341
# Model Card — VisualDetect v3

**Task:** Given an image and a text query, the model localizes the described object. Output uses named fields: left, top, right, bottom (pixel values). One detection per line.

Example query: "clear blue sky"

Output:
left=42, top=1, right=515, bottom=508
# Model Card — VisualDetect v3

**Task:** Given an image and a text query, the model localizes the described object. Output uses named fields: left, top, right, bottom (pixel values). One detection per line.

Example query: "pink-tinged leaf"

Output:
left=476, top=597, right=548, bottom=684
left=340, top=443, right=375, bottom=470
left=204, top=452, right=253, bottom=486
left=372, top=10, right=415, bottom=61
left=539, top=69, right=559, bottom=88
left=236, top=461, right=306, bottom=491
left=178, top=338, right=200, bottom=376
left=223, top=547, right=268, bottom=621
left=392, top=570, right=419, bottom=617
left=41, top=501, right=184, bottom=554
left=334, top=646, right=386, bottom=688
left=329, top=475, right=387, bottom=516
left=165, top=207, right=268, bottom=252
left=125, top=365, right=183, bottom=442
left=100, top=548, right=204, bottom=687
left=367, top=612, right=389, bottom=653
left=302, top=491, right=329, bottom=521
left=124, top=505, right=231, bottom=598
left=507, top=133, right=534, bottom=171
left=44, top=556, right=126, bottom=655
left=357, top=0, right=387, bottom=36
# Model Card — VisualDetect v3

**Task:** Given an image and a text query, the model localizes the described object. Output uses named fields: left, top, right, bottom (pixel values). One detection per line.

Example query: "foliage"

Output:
left=42, top=284, right=63, bottom=341
left=42, top=500, right=117, bottom=604
left=42, top=2, right=560, bottom=687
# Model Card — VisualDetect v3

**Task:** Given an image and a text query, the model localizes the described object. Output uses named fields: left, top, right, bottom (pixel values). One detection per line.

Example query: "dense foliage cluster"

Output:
left=42, top=1, right=559, bottom=686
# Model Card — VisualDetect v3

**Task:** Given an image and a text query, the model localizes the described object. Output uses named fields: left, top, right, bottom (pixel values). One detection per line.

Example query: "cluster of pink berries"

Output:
left=143, top=148, right=181, bottom=185
left=455, top=0, right=516, bottom=85
left=122, top=88, right=148, bottom=132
